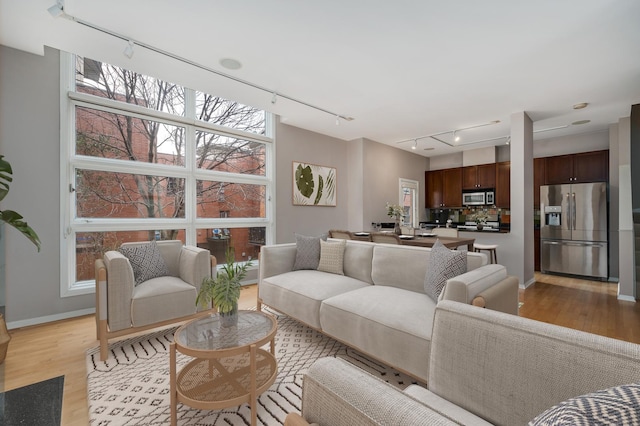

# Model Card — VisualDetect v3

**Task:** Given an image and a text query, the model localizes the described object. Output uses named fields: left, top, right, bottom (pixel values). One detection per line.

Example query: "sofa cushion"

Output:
left=342, top=240, right=375, bottom=284
left=320, top=285, right=435, bottom=381
left=424, top=240, right=467, bottom=302
left=260, top=270, right=370, bottom=329
left=130, top=275, right=196, bottom=327
left=317, top=239, right=346, bottom=275
left=119, top=240, right=169, bottom=285
left=528, top=383, right=640, bottom=426
left=293, top=233, right=327, bottom=270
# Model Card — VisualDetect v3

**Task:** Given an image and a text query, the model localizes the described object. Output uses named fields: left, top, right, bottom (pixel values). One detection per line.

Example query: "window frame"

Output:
left=59, top=51, right=275, bottom=297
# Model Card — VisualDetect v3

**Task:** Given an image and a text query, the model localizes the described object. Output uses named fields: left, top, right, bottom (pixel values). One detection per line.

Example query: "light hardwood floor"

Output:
left=1, top=275, right=639, bottom=425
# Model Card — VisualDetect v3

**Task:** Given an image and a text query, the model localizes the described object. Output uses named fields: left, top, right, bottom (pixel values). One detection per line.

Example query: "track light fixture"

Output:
left=48, top=1, right=64, bottom=17
left=45, top=4, right=354, bottom=125
left=123, top=40, right=135, bottom=59
left=271, top=92, right=277, bottom=104
left=412, top=139, right=417, bottom=150
left=396, top=120, right=501, bottom=148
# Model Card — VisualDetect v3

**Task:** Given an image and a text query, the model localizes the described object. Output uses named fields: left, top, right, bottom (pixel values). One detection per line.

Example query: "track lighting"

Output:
left=271, top=92, right=277, bottom=104
left=46, top=4, right=354, bottom=123
left=395, top=120, right=501, bottom=148
left=123, top=40, right=135, bottom=59
left=412, top=139, right=417, bottom=150
left=48, top=1, right=64, bottom=17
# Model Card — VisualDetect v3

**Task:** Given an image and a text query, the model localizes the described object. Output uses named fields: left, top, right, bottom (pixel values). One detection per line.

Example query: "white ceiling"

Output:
left=2, top=0, right=640, bottom=157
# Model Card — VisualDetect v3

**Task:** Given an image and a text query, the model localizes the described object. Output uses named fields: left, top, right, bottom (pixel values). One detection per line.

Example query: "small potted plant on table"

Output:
left=197, top=247, right=252, bottom=327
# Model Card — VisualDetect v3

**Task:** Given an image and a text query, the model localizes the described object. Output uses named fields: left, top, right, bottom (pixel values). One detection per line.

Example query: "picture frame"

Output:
left=292, top=161, right=337, bottom=206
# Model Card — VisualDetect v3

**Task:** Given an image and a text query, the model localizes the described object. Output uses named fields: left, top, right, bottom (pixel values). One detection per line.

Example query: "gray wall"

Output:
left=362, top=138, right=428, bottom=228
left=274, top=119, right=351, bottom=243
left=0, top=45, right=95, bottom=326
left=274, top=125, right=429, bottom=241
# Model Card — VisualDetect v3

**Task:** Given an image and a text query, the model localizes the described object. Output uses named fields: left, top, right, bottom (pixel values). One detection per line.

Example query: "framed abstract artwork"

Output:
left=292, top=161, right=336, bottom=206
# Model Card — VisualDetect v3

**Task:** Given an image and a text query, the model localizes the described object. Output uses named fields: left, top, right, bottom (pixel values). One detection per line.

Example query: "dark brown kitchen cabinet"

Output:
left=495, top=161, right=510, bottom=208
left=425, top=168, right=462, bottom=208
left=462, top=164, right=496, bottom=190
left=534, top=157, right=545, bottom=207
left=544, top=150, right=608, bottom=185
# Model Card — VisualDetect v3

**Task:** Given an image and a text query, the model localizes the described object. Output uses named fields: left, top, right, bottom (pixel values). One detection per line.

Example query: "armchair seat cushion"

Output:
left=130, top=276, right=197, bottom=327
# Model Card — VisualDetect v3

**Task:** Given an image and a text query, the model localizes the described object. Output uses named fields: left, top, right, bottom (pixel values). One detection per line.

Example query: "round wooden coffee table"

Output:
left=170, top=310, right=277, bottom=426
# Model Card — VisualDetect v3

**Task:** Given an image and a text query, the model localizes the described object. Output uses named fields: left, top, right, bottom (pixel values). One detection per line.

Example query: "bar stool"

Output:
left=473, top=243, right=498, bottom=264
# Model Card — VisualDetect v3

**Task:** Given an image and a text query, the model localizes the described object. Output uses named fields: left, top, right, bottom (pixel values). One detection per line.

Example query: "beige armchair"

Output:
left=95, top=240, right=215, bottom=361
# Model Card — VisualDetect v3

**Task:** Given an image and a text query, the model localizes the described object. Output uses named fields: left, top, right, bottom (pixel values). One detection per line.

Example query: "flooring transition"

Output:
left=0, top=375, right=64, bottom=426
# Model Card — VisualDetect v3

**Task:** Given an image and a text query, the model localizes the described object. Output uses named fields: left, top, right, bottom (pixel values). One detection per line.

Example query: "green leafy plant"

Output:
left=197, top=247, right=253, bottom=314
left=0, top=156, right=40, bottom=251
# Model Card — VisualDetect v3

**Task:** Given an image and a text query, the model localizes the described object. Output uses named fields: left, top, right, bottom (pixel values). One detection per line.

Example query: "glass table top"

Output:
left=175, top=310, right=276, bottom=351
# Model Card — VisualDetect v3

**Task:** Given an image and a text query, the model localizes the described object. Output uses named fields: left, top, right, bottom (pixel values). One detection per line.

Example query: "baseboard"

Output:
left=6, top=307, right=95, bottom=330
left=617, top=293, right=636, bottom=303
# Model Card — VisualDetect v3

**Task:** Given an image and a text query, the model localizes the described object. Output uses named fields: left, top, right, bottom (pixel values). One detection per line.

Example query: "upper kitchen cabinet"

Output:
left=425, top=168, right=462, bottom=208
left=495, top=161, right=510, bottom=208
left=462, top=164, right=496, bottom=190
left=544, top=150, right=609, bottom=185
left=534, top=157, right=545, bottom=207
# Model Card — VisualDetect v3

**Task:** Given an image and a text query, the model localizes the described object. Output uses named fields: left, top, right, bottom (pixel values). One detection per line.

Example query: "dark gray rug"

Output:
left=0, top=375, right=64, bottom=426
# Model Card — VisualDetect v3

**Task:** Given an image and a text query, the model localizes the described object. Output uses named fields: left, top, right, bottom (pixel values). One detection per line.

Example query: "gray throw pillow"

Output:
left=119, top=240, right=169, bottom=285
left=292, top=233, right=328, bottom=270
left=528, top=383, right=640, bottom=425
left=317, top=239, right=346, bottom=275
left=424, top=239, right=467, bottom=301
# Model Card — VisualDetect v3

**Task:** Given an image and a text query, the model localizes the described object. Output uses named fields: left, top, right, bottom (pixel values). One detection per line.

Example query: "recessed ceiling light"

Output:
left=572, top=119, right=591, bottom=125
left=573, top=102, right=589, bottom=110
left=220, top=58, right=242, bottom=70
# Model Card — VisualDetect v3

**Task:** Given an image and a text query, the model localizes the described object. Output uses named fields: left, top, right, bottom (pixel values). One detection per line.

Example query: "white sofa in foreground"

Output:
left=286, top=301, right=640, bottom=426
left=258, top=238, right=519, bottom=382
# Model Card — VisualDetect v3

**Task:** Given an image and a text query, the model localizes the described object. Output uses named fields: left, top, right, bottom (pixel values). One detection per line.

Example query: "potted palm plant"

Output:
left=0, top=155, right=41, bottom=363
left=197, top=247, right=252, bottom=326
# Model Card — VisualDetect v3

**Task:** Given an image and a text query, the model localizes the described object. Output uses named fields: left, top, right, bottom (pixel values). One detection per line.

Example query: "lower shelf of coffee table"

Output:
left=175, top=348, right=277, bottom=410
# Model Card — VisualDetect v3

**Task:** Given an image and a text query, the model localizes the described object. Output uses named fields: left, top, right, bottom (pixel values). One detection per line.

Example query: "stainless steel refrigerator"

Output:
left=540, top=182, right=608, bottom=279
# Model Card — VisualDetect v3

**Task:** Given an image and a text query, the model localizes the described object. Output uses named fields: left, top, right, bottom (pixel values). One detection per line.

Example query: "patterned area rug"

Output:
left=86, top=309, right=423, bottom=425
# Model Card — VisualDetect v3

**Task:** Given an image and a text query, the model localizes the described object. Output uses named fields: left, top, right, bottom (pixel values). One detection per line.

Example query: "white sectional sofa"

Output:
left=285, top=301, right=640, bottom=426
left=258, top=238, right=519, bottom=382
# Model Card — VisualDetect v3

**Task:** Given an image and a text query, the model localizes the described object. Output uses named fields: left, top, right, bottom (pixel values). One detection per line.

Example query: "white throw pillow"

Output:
left=317, top=239, right=346, bottom=275
left=119, top=240, right=169, bottom=285
left=424, top=239, right=467, bottom=301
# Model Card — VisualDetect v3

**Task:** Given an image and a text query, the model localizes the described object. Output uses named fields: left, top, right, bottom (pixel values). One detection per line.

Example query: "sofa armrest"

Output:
left=178, top=245, right=211, bottom=290
left=440, top=264, right=519, bottom=314
left=259, top=243, right=297, bottom=281
left=300, top=357, right=457, bottom=426
left=103, top=250, right=135, bottom=332
left=471, top=275, right=519, bottom=315
left=284, top=413, right=312, bottom=426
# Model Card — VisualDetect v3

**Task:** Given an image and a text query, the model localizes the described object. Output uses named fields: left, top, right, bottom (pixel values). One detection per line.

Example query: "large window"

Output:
left=61, top=53, right=274, bottom=296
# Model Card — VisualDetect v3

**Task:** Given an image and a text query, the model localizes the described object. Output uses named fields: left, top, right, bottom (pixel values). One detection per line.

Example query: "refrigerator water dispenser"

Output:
left=544, top=205, right=562, bottom=226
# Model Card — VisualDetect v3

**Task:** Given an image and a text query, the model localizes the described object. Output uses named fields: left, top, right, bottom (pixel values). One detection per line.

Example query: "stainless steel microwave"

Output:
left=463, top=191, right=494, bottom=205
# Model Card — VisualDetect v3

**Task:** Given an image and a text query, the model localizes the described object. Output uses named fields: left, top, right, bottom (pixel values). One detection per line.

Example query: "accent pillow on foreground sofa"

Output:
left=528, top=383, right=640, bottom=425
